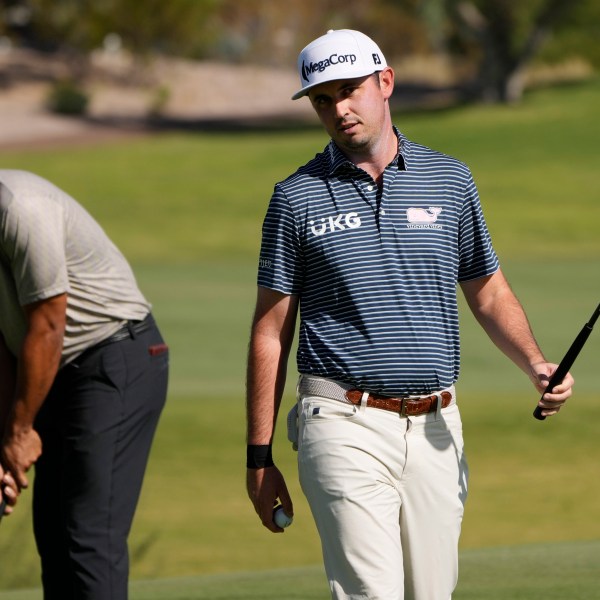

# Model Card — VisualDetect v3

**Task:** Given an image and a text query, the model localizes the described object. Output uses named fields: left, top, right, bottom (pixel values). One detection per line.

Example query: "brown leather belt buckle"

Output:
left=402, top=396, right=434, bottom=417
left=345, top=389, right=453, bottom=416
left=400, top=398, right=411, bottom=417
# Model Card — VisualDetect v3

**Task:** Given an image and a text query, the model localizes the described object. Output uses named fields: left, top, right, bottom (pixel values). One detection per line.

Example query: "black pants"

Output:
left=33, top=316, right=169, bottom=600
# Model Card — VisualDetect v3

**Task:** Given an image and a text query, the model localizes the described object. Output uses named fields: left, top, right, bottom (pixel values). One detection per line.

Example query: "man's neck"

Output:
left=344, top=126, right=398, bottom=186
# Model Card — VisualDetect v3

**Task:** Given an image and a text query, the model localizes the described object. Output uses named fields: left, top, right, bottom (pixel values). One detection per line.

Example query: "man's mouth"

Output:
left=338, top=121, right=359, bottom=133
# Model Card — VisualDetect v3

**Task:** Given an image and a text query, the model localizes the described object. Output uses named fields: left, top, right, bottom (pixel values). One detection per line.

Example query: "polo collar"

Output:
left=326, top=126, right=408, bottom=176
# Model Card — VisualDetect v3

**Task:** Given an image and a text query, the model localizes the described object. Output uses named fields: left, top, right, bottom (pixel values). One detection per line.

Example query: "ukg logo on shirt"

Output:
left=301, top=53, right=357, bottom=82
left=309, top=212, right=362, bottom=237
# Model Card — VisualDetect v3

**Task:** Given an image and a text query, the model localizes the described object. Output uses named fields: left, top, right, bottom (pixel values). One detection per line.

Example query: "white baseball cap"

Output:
left=292, top=29, right=387, bottom=100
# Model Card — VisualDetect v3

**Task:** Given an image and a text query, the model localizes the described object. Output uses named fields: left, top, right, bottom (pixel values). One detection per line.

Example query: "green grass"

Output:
left=1, top=263, right=598, bottom=590
left=133, top=262, right=257, bottom=397
left=1, top=541, right=599, bottom=599
left=1, top=80, right=599, bottom=263
left=0, top=80, right=599, bottom=595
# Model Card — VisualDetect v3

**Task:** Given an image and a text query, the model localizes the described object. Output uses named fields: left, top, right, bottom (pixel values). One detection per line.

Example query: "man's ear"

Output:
left=379, top=67, right=395, bottom=100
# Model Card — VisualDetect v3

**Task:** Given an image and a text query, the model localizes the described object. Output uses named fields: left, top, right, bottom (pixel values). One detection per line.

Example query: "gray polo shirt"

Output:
left=0, top=170, right=150, bottom=366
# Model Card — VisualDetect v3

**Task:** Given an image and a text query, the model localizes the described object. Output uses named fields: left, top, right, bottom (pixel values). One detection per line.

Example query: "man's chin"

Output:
left=337, top=136, right=369, bottom=152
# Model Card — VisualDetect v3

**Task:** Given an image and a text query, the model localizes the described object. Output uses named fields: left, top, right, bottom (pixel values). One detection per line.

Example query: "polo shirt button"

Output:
left=380, top=209, right=386, bottom=215
left=367, top=185, right=373, bottom=192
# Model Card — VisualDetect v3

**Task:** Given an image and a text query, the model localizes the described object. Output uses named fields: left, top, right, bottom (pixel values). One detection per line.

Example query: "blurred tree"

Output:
left=202, top=0, right=427, bottom=67
left=0, top=0, right=429, bottom=65
left=536, top=0, right=600, bottom=69
left=0, top=0, right=218, bottom=56
left=95, top=0, right=219, bottom=57
left=0, top=0, right=35, bottom=45
left=443, top=0, right=589, bottom=102
left=0, top=0, right=596, bottom=103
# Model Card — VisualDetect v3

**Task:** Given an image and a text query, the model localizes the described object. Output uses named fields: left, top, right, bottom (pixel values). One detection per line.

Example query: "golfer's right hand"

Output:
left=529, top=361, right=574, bottom=417
left=246, top=466, right=294, bottom=533
left=1, top=426, right=42, bottom=491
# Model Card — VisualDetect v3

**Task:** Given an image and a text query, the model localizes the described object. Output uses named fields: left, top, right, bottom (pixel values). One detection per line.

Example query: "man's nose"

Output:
left=334, top=98, right=350, bottom=118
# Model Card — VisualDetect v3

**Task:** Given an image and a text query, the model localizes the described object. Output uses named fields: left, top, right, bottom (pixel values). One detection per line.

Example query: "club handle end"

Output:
left=533, top=405, right=546, bottom=421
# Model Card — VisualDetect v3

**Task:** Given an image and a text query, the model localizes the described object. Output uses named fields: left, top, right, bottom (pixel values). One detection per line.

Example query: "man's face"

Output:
left=307, top=69, right=392, bottom=157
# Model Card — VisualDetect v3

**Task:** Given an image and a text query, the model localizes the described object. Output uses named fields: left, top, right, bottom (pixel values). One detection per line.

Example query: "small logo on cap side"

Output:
left=373, top=53, right=382, bottom=65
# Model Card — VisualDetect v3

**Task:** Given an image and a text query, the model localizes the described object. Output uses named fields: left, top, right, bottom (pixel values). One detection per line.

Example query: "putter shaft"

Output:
left=534, top=303, right=600, bottom=420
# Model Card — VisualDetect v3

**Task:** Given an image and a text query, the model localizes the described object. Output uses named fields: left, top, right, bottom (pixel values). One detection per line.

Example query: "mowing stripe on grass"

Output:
left=1, top=541, right=597, bottom=599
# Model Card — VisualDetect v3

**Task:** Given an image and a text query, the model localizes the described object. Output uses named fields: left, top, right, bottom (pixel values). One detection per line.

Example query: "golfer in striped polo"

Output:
left=246, top=30, right=574, bottom=599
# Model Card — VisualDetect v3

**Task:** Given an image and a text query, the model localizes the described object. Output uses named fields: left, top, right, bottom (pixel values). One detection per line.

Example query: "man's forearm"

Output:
left=462, top=270, right=545, bottom=375
left=478, top=293, right=545, bottom=373
left=245, top=288, right=298, bottom=447
left=1, top=327, right=62, bottom=490
left=6, top=294, right=66, bottom=436
left=0, top=337, right=17, bottom=434
left=10, top=329, right=63, bottom=433
left=2, top=295, right=66, bottom=488
left=246, top=331, right=290, bottom=445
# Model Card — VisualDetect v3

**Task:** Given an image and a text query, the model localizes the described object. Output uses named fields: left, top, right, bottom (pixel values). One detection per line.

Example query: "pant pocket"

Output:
left=286, top=403, right=299, bottom=451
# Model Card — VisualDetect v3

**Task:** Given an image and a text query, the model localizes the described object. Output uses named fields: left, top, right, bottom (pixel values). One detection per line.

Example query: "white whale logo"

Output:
left=406, top=207, right=442, bottom=224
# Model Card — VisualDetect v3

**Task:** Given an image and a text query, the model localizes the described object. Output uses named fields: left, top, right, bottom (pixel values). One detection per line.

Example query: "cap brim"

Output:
left=291, top=84, right=317, bottom=101
left=291, top=68, right=382, bottom=101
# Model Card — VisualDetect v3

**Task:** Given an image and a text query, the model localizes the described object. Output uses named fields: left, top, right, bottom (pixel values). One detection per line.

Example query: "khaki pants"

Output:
left=297, top=384, right=467, bottom=600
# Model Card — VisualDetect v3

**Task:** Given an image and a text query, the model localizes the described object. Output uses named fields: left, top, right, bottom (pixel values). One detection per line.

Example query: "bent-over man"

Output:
left=0, top=170, right=169, bottom=600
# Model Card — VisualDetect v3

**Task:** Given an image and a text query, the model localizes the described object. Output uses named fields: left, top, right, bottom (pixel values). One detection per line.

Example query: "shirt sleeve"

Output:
left=457, top=173, right=500, bottom=282
left=256, top=185, right=304, bottom=295
left=0, top=193, right=70, bottom=305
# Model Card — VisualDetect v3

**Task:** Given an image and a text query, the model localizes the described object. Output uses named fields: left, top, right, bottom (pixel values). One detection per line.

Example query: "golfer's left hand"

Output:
left=247, top=465, right=294, bottom=533
left=2, top=427, right=42, bottom=491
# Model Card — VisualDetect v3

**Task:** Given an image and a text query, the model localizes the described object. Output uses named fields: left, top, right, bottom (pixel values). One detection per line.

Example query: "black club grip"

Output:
left=534, top=303, right=599, bottom=420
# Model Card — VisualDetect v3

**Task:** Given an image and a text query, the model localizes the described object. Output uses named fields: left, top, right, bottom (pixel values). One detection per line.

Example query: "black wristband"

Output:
left=246, top=444, right=274, bottom=469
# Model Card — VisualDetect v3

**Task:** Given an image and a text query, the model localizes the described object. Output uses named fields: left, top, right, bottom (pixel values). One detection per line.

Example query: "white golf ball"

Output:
left=273, top=506, right=293, bottom=528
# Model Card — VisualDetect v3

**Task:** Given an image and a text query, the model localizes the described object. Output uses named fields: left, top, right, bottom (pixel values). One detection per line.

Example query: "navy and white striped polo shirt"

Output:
left=257, top=129, right=499, bottom=396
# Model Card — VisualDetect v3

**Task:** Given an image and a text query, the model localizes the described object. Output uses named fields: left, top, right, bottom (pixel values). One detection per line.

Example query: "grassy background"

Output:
left=0, top=79, right=598, bottom=594
left=1, top=541, right=599, bottom=599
